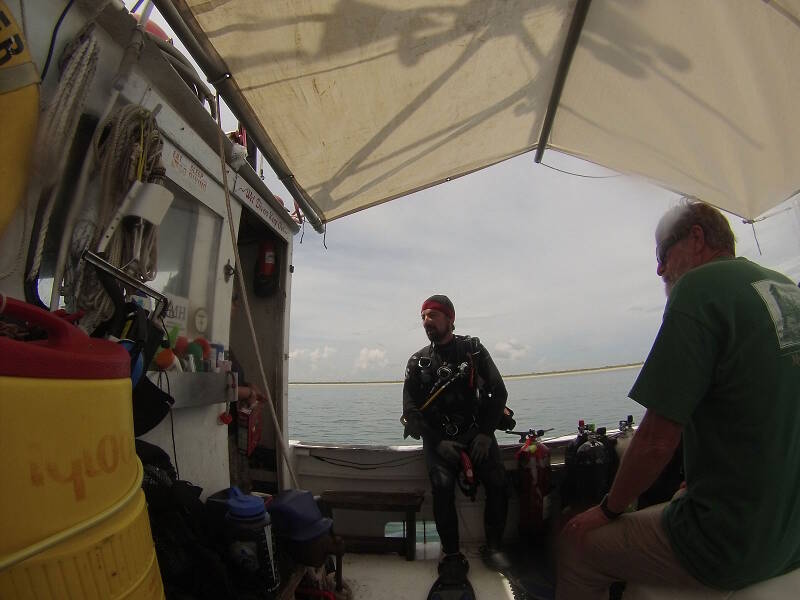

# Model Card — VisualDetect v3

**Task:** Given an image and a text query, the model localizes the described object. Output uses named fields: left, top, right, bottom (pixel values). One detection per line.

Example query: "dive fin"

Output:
left=426, top=576, right=476, bottom=600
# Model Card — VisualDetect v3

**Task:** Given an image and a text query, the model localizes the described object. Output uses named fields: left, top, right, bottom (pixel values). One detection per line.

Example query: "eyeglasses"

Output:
left=656, top=230, right=689, bottom=266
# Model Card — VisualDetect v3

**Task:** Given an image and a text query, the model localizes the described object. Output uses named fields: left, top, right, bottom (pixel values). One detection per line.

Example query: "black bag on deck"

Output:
left=136, top=441, right=234, bottom=600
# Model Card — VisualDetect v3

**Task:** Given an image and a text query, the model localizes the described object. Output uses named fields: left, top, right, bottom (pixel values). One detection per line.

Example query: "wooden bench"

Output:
left=319, top=490, right=425, bottom=561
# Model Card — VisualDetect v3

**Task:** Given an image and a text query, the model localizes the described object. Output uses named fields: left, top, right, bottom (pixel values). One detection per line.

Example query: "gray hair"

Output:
left=656, top=198, right=735, bottom=255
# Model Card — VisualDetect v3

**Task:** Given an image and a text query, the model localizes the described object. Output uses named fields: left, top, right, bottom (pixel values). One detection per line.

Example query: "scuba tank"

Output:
left=564, top=419, right=587, bottom=468
left=613, top=415, right=638, bottom=512
left=515, top=429, right=552, bottom=537
left=562, top=419, right=588, bottom=507
left=574, top=424, right=611, bottom=506
left=596, top=425, right=619, bottom=494
left=614, top=415, right=635, bottom=462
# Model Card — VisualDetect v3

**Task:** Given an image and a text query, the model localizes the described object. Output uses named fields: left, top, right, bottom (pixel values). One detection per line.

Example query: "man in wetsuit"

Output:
left=557, top=200, right=800, bottom=598
left=403, top=294, right=510, bottom=575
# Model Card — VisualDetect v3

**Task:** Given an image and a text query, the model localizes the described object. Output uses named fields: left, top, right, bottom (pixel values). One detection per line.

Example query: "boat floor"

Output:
left=341, top=541, right=555, bottom=600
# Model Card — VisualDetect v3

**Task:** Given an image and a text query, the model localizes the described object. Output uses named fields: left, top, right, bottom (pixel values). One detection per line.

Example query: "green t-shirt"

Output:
left=629, top=257, right=800, bottom=590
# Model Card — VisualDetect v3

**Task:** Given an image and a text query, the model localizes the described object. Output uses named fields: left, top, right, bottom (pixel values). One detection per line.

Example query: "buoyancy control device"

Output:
left=403, top=335, right=516, bottom=439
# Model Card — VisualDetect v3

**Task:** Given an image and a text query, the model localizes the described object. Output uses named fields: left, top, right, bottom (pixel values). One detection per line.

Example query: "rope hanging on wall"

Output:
left=65, top=103, right=165, bottom=333
left=26, top=25, right=99, bottom=284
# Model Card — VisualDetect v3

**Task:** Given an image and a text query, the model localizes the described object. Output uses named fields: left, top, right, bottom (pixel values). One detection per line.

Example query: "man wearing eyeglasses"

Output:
left=556, top=200, right=800, bottom=598
left=402, top=294, right=510, bottom=578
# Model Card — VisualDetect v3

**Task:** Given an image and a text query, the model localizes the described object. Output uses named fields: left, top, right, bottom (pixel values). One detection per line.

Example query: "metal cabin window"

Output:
left=150, top=184, right=222, bottom=341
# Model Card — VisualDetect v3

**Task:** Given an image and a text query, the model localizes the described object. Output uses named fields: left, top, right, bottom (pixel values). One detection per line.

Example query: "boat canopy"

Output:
left=170, top=0, right=800, bottom=225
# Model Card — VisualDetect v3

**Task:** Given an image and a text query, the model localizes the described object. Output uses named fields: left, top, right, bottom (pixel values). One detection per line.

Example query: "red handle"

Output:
left=459, top=450, right=474, bottom=483
left=0, top=294, right=130, bottom=379
left=0, top=294, right=87, bottom=348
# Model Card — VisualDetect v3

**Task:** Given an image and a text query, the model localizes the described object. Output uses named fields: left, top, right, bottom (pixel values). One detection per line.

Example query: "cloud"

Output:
left=311, top=346, right=336, bottom=361
left=354, top=347, right=389, bottom=370
left=289, top=346, right=337, bottom=364
left=494, top=339, right=529, bottom=360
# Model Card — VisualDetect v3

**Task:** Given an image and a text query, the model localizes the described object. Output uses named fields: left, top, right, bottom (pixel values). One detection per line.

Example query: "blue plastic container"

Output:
left=225, top=487, right=280, bottom=595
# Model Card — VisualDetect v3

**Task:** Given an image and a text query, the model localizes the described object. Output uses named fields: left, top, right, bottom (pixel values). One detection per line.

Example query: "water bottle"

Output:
left=225, top=487, right=280, bottom=597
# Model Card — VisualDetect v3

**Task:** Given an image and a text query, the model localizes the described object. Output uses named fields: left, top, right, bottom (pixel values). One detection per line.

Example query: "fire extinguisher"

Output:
left=254, top=239, right=278, bottom=297
left=515, top=428, right=552, bottom=537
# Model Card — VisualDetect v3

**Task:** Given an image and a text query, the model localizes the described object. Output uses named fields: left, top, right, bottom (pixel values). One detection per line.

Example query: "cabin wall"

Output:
left=1, top=1, right=297, bottom=499
left=229, top=231, right=293, bottom=493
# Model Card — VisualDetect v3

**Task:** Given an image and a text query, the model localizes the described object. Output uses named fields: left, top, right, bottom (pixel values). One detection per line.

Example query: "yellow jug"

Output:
left=0, top=1, right=39, bottom=237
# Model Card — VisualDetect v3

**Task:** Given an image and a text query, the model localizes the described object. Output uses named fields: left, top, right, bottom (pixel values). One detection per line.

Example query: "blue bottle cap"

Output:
left=227, top=486, right=267, bottom=518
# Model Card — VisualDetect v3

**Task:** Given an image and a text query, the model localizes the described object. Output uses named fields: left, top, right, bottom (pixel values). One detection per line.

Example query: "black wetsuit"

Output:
left=402, top=335, right=508, bottom=554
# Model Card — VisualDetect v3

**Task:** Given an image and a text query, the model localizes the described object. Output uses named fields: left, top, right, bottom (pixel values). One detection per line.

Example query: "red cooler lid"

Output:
left=0, top=295, right=130, bottom=379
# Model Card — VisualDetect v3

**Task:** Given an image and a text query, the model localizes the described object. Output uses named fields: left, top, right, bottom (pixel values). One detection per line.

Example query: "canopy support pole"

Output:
left=534, top=0, right=592, bottom=163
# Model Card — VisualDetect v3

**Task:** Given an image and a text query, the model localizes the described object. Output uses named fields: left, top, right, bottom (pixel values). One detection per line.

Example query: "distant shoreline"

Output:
left=289, top=362, right=644, bottom=386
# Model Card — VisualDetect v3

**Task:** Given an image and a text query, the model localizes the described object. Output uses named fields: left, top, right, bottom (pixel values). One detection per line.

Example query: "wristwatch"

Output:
left=599, top=494, right=623, bottom=520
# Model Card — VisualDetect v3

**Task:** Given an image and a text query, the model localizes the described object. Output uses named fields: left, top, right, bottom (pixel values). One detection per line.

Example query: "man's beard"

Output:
left=425, top=325, right=448, bottom=343
left=663, top=254, right=694, bottom=297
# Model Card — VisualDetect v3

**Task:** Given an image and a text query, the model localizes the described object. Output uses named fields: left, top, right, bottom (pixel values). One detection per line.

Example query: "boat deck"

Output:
left=339, top=541, right=555, bottom=600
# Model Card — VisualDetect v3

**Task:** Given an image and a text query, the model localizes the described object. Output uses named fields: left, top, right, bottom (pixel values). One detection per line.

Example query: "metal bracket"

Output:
left=223, top=259, right=235, bottom=282
left=82, top=250, right=169, bottom=322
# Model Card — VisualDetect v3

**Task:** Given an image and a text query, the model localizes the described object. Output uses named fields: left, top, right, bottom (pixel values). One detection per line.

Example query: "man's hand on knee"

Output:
left=469, top=433, right=492, bottom=465
left=563, top=506, right=613, bottom=548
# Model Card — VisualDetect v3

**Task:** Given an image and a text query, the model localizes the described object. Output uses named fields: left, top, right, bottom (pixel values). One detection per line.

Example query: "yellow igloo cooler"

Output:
left=0, top=295, right=163, bottom=599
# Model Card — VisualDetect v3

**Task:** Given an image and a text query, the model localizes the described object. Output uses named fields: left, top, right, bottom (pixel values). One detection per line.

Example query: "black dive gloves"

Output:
left=469, top=433, right=492, bottom=465
left=436, top=440, right=465, bottom=462
left=436, top=434, right=492, bottom=464
left=404, top=409, right=425, bottom=439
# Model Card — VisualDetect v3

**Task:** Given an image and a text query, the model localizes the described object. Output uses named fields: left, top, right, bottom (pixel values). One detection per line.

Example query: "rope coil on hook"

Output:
left=65, top=104, right=165, bottom=332
left=27, top=25, right=99, bottom=284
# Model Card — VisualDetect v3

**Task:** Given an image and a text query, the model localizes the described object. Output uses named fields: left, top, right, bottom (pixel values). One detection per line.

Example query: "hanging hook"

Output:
left=223, top=259, right=235, bottom=282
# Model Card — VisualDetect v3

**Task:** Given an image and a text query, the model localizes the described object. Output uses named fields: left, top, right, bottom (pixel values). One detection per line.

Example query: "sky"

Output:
left=277, top=156, right=800, bottom=382
left=142, top=4, right=800, bottom=383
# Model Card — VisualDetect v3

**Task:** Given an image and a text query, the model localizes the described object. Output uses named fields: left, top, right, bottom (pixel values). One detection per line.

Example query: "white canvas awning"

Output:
left=170, top=0, right=800, bottom=225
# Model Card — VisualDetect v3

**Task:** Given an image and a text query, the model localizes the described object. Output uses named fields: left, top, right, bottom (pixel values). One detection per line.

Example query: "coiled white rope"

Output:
left=66, top=103, right=165, bottom=332
left=26, top=26, right=99, bottom=283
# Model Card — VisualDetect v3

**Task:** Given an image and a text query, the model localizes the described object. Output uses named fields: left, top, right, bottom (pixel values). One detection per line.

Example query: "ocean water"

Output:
left=288, top=366, right=646, bottom=445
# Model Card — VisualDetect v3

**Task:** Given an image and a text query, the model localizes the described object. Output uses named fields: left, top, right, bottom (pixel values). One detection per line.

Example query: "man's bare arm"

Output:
left=605, top=409, right=683, bottom=513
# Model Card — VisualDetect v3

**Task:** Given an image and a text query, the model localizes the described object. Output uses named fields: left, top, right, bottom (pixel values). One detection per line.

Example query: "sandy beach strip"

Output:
left=290, top=362, right=644, bottom=386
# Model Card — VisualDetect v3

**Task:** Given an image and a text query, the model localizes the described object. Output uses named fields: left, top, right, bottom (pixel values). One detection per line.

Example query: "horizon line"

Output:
left=289, top=361, right=645, bottom=386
